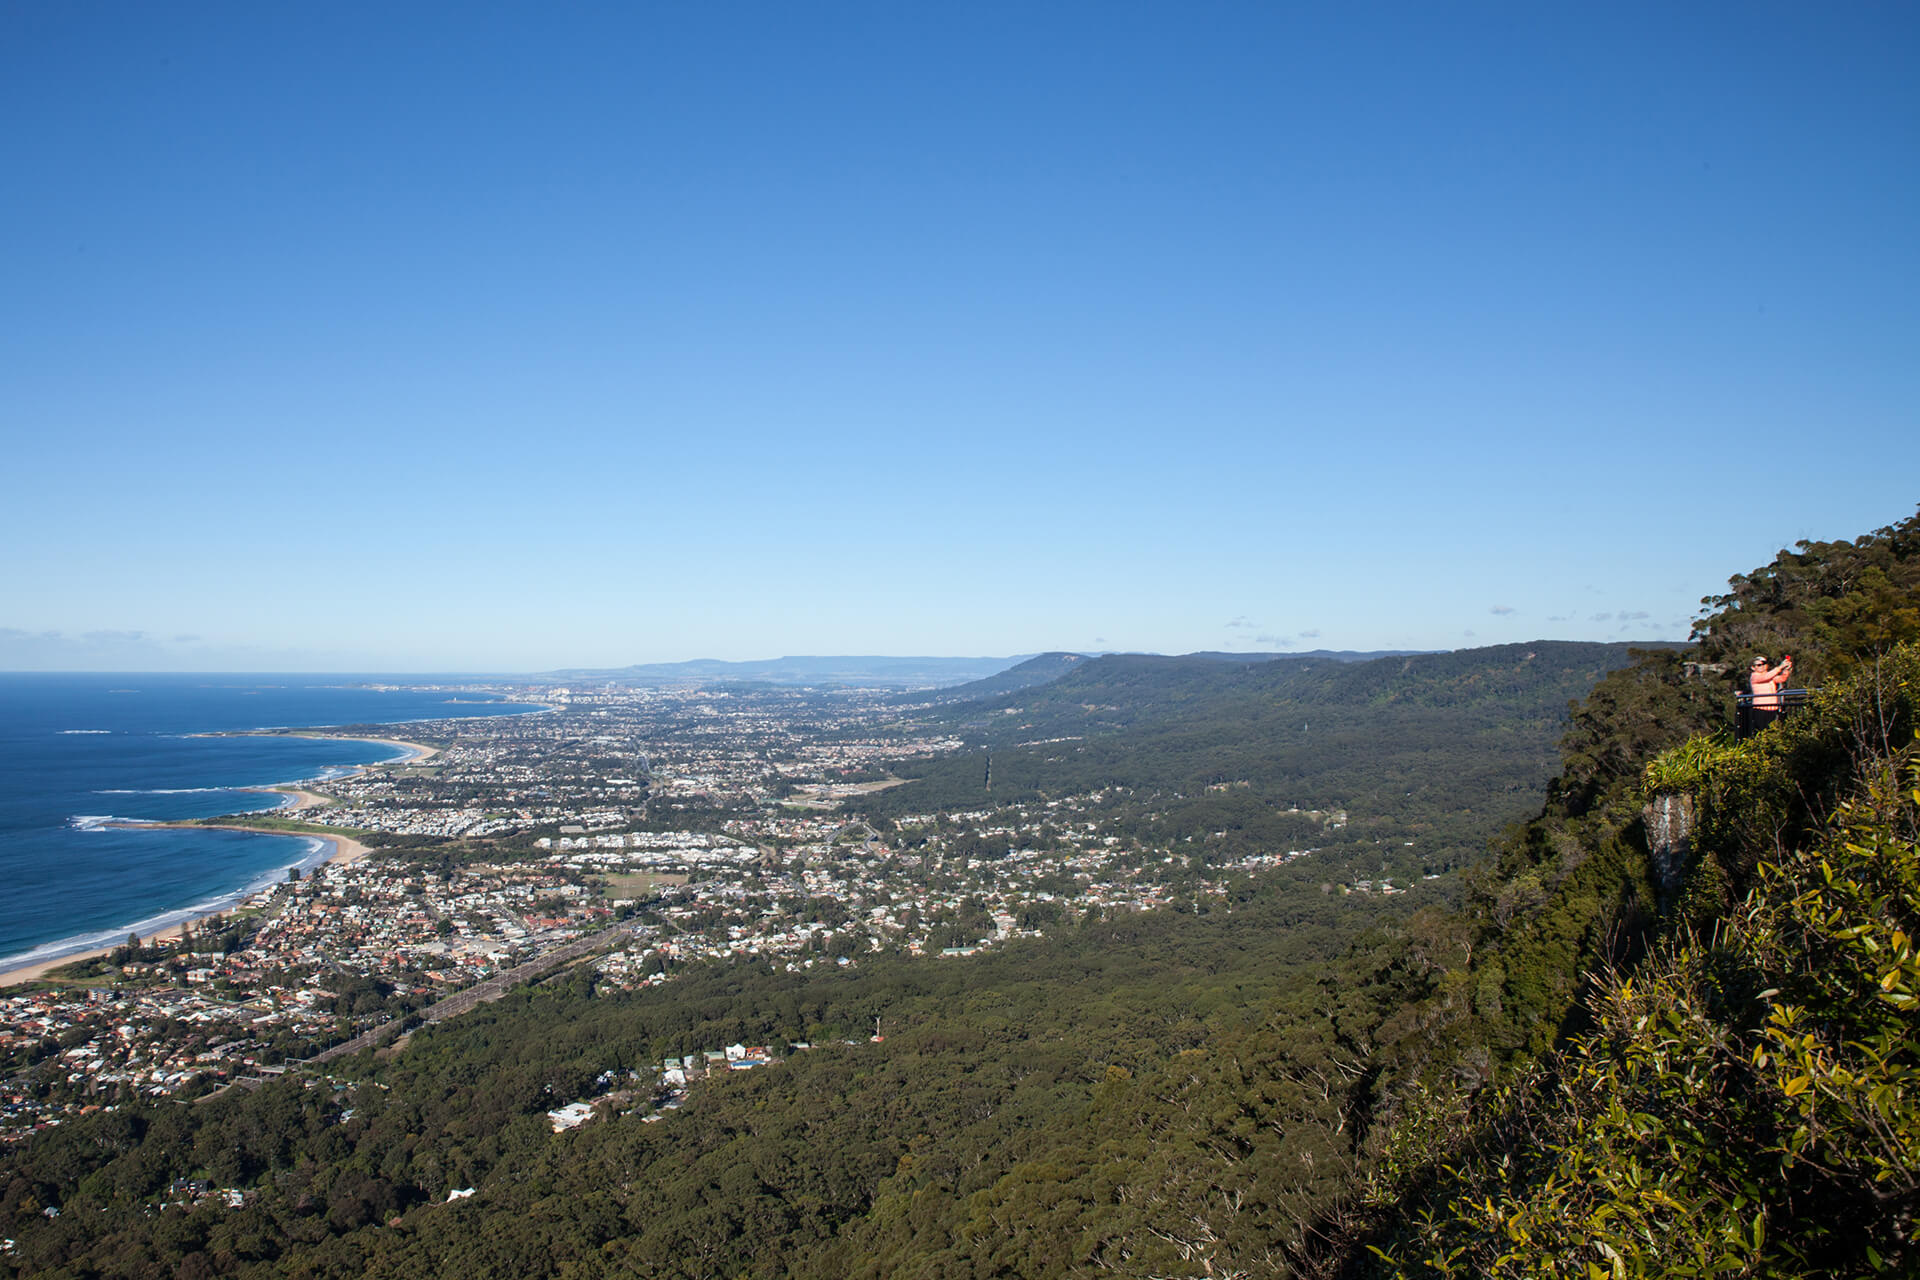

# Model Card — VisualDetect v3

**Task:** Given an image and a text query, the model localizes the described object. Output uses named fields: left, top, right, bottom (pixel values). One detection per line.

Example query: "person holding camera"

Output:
left=1748, top=653, right=1794, bottom=731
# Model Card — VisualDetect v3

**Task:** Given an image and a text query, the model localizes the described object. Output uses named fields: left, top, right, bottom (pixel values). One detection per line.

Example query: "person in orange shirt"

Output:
left=1748, top=653, right=1793, bottom=731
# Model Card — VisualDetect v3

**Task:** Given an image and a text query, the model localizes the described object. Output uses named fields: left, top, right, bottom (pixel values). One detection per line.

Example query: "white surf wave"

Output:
left=1, top=836, right=336, bottom=976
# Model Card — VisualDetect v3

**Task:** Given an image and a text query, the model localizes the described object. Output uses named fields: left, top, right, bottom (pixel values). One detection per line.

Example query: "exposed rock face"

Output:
left=1643, top=792, right=1696, bottom=897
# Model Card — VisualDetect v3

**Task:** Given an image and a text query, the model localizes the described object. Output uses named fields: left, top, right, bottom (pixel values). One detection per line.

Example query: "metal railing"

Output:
left=1734, top=687, right=1818, bottom=741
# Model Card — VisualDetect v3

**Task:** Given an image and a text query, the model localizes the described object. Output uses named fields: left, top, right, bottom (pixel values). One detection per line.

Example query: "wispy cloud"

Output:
left=1589, top=612, right=1613, bottom=623
left=1489, top=605, right=1516, bottom=615
left=1298, top=629, right=1321, bottom=640
left=1618, top=610, right=1649, bottom=621
left=0, top=627, right=380, bottom=672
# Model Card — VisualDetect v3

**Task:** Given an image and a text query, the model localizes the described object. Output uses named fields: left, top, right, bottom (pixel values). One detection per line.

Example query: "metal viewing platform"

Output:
left=1734, top=688, right=1816, bottom=741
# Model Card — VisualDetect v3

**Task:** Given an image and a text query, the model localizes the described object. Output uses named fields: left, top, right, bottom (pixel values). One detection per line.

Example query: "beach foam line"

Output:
left=0, top=836, right=334, bottom=977
left=60, top=728, right=112, bottom=734
left=312, top=762, right=372, bottom=780
left=70, top=814, right=159, bottom=831
left=0, top=893, right=245, bottom=973
left=94, top=786, right=248, bottom=795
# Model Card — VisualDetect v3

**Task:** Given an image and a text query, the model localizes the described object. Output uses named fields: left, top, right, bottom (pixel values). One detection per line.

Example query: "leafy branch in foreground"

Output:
left=1368, top=766, right=1920, bottom=1278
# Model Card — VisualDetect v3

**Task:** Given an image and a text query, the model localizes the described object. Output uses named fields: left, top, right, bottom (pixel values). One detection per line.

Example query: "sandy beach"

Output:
left=186, top=730, right=441, bottom=769
left=292, top=733, right=439, bottom=768
left=236, top=735, right=435, bottom=813
left=273, top=786, right=333, bottom=811
left=0, top=735, right=422, bottom=989
left=361, top=736, right=439, bottom=766
left=0, top=828, right=369, bottom=989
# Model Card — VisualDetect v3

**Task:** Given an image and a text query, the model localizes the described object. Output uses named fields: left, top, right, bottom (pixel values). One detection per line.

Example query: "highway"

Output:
left=300, top=922, right=639, bottom=1067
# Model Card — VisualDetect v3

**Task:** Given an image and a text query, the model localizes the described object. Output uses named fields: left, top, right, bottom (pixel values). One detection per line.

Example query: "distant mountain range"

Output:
left=540, top=655, right=1032, bottom=689
left=544, top=649, right=1430, bottom=690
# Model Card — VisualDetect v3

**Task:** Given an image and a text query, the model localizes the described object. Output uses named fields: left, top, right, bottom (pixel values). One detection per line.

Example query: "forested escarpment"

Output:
left=2, top=510, right=1916, bottom=1279
left=868, top=641, right=1657, bottom=876
left=1342, top=508, right=1920, bottom=1277
left=1356, top=670, right=1920, bottom=1276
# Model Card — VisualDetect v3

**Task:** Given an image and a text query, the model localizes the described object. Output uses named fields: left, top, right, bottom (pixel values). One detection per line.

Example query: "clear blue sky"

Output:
left=3, top=3, right=1914, bottom=671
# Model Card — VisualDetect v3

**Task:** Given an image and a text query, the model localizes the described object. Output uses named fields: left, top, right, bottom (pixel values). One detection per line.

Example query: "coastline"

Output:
left=266, top=732, right=440, bottom=770
left=0, top=733, right=433, bottom=989
left=198, top=730, right=441, bottom=770
left=0, top=829, right=370, bottom=989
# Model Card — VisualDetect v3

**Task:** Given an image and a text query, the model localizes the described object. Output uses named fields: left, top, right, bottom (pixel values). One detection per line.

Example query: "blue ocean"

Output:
left=0, top=674, right=538, bottom=974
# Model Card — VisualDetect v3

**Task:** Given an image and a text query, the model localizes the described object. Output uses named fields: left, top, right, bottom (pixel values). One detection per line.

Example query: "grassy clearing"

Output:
left=599, top=872, right=688, bottom=897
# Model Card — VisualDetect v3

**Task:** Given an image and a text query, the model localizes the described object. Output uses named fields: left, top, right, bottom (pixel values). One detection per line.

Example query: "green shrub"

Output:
left=1369, top=762, right=1920, bottom=1278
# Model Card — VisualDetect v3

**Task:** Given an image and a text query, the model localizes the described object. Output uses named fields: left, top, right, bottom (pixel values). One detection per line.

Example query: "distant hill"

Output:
left=545, top=650, right=1424, bottom=692
left=918, top=642, right=1670, bottom=743
left=889, top=651, right=1091, bottom=705
left=1184, top=648, right=1432, bottom=663
left=865, top=642, right=1661, bottom=861
left=914, top=650, right=1345, bottom=740
left=543, top=655, right=1029, bottom=689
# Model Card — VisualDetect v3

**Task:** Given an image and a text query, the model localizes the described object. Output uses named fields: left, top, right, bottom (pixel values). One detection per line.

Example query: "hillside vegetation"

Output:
left=872, top=641, right=1656, bottom=879
left=1348, top=508, right=1920, bottom=1276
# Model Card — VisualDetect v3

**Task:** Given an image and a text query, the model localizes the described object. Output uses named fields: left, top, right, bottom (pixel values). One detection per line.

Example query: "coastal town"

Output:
left=0, top=680, right=1374, bottom=1145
